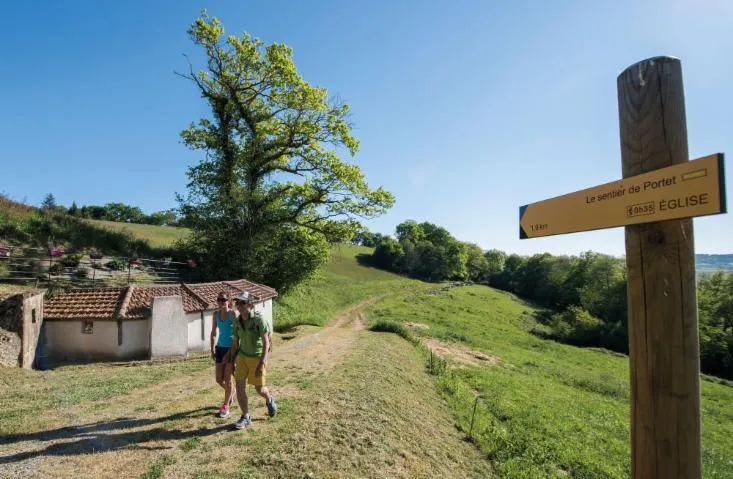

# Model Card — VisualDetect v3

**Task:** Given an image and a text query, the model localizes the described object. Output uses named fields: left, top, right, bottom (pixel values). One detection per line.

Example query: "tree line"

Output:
left=41, top=193, right=182, bottom=226
left=358, top=220, right=732, bottom=379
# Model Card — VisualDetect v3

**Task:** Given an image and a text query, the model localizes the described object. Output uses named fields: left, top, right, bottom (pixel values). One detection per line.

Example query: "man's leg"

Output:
left=236, top=379, right=248, bottom=416
left=255, top=385, right=271, bottom=401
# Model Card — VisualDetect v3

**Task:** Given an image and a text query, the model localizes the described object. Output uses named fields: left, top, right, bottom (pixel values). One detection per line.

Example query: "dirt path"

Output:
left=0, top=298, right=493, bottom=478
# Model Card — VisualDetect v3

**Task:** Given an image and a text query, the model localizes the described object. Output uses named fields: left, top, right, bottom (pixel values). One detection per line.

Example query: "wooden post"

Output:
left=617, top=56, right=701, bottom=478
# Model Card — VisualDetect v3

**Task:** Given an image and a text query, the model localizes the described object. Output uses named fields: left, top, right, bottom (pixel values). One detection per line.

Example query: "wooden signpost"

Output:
left=519, top=56, right=728, bottom=478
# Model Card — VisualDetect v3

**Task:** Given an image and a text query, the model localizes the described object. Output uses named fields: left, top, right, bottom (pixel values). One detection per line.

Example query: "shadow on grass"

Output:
left=0, top=407, right=232, bottom=464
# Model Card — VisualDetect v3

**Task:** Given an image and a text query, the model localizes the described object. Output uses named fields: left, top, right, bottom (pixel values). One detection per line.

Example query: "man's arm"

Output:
left=256, top=331, right=269, bottom=377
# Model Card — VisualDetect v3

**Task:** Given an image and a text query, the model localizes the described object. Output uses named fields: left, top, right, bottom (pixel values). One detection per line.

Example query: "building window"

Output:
left=82, top=320, right=94, bottom=334
left=32, top=308, right=37, bottom=323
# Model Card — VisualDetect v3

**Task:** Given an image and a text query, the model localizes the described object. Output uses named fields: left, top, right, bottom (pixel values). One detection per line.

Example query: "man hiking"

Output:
left=230, top=291, right=277, bottom=429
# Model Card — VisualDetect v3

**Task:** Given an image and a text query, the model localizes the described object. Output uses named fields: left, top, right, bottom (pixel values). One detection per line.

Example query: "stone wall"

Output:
left=0, top=295, right=21, bottom=367
left=0, top=290, right=45, bottom=368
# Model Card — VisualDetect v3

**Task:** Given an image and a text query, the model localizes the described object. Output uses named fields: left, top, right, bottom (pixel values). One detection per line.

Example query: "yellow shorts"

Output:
left=233, top=355, right=266, bottom=386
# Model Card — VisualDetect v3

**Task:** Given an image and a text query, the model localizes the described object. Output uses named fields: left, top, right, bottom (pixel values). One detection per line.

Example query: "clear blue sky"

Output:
left=1, top=0, right=731, bottom=256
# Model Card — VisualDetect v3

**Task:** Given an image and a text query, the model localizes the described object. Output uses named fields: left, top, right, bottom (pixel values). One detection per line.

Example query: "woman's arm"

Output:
left=209, top=312, right=217, bottom=357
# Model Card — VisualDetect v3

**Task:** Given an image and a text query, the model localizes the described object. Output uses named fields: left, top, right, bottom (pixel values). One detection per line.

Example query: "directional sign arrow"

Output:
left=519, top=153, right=726, bottom=239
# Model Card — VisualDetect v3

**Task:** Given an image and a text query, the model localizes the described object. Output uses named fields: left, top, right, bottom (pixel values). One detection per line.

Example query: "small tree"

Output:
left=41, top=193, right=57, bottom=210
left=68, top=201, right=79, bottom=217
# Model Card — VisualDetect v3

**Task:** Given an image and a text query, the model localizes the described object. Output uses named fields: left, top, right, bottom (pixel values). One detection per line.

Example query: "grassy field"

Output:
left=272, top=244, right=418, bottom=331
left=1, top=244, right=731, bottom=478
left=366, top=285, right=733, bottom=478
left=85, top=219, right=190, bottom=249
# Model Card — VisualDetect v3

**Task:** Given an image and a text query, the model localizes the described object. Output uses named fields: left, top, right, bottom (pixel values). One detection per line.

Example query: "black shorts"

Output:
left=215, top=346, right=231, bottom=363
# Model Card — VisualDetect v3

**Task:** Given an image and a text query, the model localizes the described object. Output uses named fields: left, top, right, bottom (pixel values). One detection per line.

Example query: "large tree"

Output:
left=176, top=13, right=394, bottom=291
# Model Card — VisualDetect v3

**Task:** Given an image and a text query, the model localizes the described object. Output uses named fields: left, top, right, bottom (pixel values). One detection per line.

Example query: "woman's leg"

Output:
left=215, top=362, right=225, bottom=389
left=223, top=362, right=234, bottom=405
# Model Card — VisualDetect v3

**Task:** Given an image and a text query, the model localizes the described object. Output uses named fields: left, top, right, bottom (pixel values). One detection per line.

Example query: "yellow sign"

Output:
left=520, top=154, right=727, bottom=239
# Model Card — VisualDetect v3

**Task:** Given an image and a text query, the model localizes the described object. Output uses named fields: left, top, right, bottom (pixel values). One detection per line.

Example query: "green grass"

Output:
left=201, top=331, right=494, bottom=478
left=0, top=356, right=212, bottom=435
left=273, top=244, right=419, bottom=331
left=367, top=285, right=733, bottom=478
left=85, top=219, right=190, bottom=249
left=140, top=454, right=176, bottom=479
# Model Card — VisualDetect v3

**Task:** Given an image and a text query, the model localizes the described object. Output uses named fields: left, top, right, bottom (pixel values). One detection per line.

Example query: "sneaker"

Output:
left=217, top=404, right=230, bottom=418
left=234, top=414, right=251, bottom=430
left=266, top=396, right=277, bottom=417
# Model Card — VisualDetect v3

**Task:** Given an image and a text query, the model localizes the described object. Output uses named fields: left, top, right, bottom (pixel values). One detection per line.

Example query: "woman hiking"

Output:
left=211, top=291, right=236, bottom=418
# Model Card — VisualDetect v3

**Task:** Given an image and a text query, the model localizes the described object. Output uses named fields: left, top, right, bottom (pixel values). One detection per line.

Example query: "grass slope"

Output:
left=273, top=244, right=418, bottom=331
left=368, top=286, right=733, bottom=478
left=85, top=219, right=190, bottom=249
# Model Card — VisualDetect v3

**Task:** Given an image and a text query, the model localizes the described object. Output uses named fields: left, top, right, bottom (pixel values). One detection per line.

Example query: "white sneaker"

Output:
left=234, top=413, right=251, bottom=430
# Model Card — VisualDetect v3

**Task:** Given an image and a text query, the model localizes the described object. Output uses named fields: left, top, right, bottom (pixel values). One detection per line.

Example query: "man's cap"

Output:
left=234, top=291, right=254, bottom=303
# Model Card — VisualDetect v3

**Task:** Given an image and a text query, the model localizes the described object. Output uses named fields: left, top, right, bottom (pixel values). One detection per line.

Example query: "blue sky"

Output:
left=1, top=0, right=731, bottom=256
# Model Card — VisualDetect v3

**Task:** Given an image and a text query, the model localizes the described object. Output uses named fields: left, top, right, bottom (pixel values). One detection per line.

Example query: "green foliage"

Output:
left=369, top=319, right=415, bottom=343
left=368, top=220, right=472, bottom=282
left=41, top=193, right=56, bottom=210
left=370, top=285, right=733, bottom=478
left=698, top=271, right=733, bottom=378
left=60, top=253, right=82, bottom=268
left=176, top=12, right=393, bottom=292
left=105, top=259, right=125, bottom=271
left=73, top=268, right=89, bottom=279
left=548, top=306, right=604, bottom=346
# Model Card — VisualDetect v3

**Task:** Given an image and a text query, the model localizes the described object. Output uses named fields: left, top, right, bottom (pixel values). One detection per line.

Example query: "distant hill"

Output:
left=696, top=254, right=733, bottom=272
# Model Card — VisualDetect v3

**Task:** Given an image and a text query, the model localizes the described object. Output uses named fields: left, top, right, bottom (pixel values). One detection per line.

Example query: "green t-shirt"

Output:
left=234, top=311, right=270, bottom=357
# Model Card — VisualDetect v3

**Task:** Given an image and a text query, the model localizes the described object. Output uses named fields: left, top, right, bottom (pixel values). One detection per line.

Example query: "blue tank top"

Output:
left=215, top=310, right=235, bottom=347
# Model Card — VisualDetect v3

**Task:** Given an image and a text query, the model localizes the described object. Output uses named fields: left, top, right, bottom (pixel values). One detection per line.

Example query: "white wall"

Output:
left=150, top=296, right=187, bottom=359
left=43, top=319, right=150, bottom=362
left=187, top=311, right=207, bottom=352
left=120, top=320, right=150, bottom=358
left=254, top=300, right=273, bottom=332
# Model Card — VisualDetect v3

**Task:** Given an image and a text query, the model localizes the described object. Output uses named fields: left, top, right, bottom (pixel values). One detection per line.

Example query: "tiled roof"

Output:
left=43, top=278, right=277, bottom=321
left=185, top=282, right=241, bottom=307
left=44, top=288, right=127, bottom=321
left=125, top=285, right=209, bottom=319
left=224, top=279, right=278, bottom=302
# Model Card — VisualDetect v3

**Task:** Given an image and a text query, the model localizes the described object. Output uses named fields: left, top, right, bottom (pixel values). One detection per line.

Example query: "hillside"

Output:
left=0, top=245, right=730, bottom=478
left=85, top=219, right=190, bottom=249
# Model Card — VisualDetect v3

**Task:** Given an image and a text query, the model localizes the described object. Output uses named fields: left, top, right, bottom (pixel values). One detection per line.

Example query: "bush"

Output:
left=105, top=259, right=125, bottom=271
left=60, top=253, right=82, bottom=268
left=548, top=306, right=604, bottom=347
left=48, top=263, right=65, bottom=275
left=74, top=268, right=89, bottom=279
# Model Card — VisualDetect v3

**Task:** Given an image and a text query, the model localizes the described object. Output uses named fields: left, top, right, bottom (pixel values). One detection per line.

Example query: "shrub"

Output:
left=48, top=263, right=65, bottom=275
left=60, top=253, right=82, bottom=268
left=74, top=268, right=89, bottom=279
left=105, top=259, right=125, bottom=271
left=549, top=306, right=604, bottom=347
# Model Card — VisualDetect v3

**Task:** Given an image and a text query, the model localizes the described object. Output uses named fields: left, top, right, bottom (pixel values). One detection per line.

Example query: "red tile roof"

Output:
left=185, top=282, right=242, bottom=307
left=44, top=288, right=127, bottom=321
left=124, top=285, right=209, bottom=319
left=43, top=279, right=277, bottom=321
left=224, top=279, right=278, bottom=302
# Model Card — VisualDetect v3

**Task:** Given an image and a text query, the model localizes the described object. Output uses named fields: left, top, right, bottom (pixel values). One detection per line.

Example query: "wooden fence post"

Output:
left=617, top=56, right=701, bottom=478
